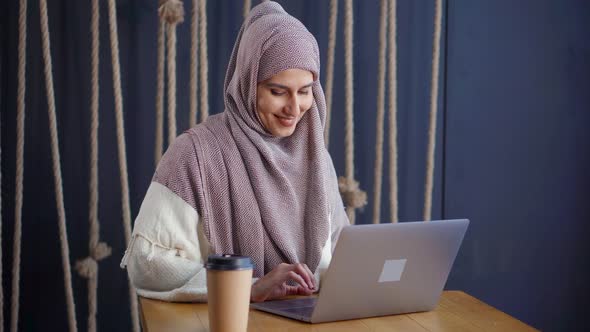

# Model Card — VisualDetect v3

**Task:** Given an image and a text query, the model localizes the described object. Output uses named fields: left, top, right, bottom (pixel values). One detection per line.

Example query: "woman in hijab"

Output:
left=121, top=1, right=349, bottom=302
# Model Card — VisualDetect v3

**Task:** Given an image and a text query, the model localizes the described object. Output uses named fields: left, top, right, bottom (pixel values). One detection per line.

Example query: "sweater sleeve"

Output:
left=313, top=152, right=351, bottom=287
left=327, top=152, right=350, bottom=253
left=312, top=178, right=350, bottom=289
left=120, top=181, right=210, bottom=302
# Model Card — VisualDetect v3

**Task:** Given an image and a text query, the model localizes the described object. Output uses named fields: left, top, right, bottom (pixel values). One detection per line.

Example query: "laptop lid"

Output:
left=310, top=219, right=469, bottom=323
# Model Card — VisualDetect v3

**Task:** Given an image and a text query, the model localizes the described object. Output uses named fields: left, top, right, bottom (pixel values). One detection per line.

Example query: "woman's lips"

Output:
left=275, top=115, right=296, bottom=127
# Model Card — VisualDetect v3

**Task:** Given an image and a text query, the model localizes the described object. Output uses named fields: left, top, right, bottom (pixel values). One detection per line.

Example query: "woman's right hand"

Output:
left=250, top=263, right=316, bottom=302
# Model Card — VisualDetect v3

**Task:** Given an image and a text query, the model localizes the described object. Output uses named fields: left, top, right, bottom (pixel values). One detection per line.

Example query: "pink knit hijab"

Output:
left=187, top=2, right=331, bottom=277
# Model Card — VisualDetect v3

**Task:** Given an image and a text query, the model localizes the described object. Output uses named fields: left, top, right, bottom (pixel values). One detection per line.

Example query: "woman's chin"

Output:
left=271, top=125, right=296, bottom=138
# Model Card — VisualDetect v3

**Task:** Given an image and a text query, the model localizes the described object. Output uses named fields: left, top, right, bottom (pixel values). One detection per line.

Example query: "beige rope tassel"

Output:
left=189, top=0, right=199, bottom=127
left=387, top=0, right=399, bottom=223
left=74, top=1, right=112, bottom=331
left=106, top=0, right=140, bottom=331
left=154, top=19, right=165, bottom=166
left=198, top=0, right=209, bottom=122
left=39, top=0, right=78, bottom=330
left=324, top=0, right=338, bottom=146
left=424, top=0, right=443, bottom=221
left=160, top=0, right=185, bottom=145
left=372, top=0, right=388, bottom=224
left=339, top=0, right=367, bottom=225
left=11, top=0, right=27, bottom=331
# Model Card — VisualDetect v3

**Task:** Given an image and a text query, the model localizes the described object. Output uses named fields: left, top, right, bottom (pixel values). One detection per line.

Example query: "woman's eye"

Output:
left=298, top=90, right=310, bottom=95
left=270, top=89, right=285, bottom=96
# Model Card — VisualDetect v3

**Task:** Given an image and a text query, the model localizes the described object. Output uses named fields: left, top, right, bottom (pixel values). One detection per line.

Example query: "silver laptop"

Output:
left=251, top=219, right=469, bottom=323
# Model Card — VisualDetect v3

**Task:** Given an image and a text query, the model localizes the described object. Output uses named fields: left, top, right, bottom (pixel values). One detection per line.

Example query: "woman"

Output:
left=120, top=1, right=349, bottom=302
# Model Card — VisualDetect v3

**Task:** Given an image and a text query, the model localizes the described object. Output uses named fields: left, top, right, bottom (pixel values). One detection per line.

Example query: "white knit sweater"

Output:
left=120, top=182, right=342, bottom=302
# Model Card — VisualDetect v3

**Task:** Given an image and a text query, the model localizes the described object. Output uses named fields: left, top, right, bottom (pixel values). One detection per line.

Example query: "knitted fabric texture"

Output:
left=154, top=2, right=334, bottom=277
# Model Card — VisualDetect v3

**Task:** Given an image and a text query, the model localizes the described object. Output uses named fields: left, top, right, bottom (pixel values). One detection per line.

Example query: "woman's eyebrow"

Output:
left=265, top=82, right=314, bottom=90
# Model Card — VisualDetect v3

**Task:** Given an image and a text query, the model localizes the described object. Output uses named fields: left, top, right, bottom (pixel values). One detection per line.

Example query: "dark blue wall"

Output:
left=1, top=0, right=588, bottom=330
left=443, top=1, right=590, bottom=330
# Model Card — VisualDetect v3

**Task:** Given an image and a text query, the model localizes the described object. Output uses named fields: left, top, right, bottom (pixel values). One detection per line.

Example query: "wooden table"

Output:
left=139, top=291, right=538, bottom=331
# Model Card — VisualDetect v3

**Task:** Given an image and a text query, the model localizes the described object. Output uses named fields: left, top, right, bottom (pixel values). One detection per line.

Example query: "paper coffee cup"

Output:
left=206, top=254, right=254, bottom=332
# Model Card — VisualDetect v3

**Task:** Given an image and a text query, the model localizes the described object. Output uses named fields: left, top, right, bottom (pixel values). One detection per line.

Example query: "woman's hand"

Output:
left=250, top=263, right=316, bottom=302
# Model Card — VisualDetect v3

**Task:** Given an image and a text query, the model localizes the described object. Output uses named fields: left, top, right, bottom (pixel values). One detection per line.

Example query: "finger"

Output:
left=293, top=264, right=314, bottom=290
left=286, top=270, right=310, bottom=289
left=295, top=285, right=313, bottom=296
left=285, top=285, right=300, bottom=296
left=301, top=264, right=316, bottom=289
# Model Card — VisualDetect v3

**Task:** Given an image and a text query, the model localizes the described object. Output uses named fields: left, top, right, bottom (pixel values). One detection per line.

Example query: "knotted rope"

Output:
left=338, top=177, right=368, bottom=211
left=40, top=0, right=78, bottom=329
left=159, top=0, right=184, bottom=22
left=11, top=0, right=27, bottom=331
left=74, top=1, right=112, bottom=331
left=387, top=0, right=399, bottom=223
left=189, top=0, right=199, bottom=126
left=424, top=0, right=442, bottom=221
left=324, top=0, right=338, bottom=146
left=372, top=0, right=388, bottom=224
left=106, top=0, right=140, bottom=330
left=75, top=243, right=112, bottom=279
left=340, top=0, right=367, bottom=224
left=160, top=0, right=185, bottom=145
left=199, top=0, right=209, bottom=122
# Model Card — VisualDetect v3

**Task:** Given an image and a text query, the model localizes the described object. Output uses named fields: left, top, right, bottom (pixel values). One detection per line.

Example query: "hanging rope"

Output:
left=338, top=0, right=367, bottom=225
left=189, top=0, right=199, bottom=127
left=167, top=24, right=178, bottom=145
left=324, top=0, right=338, bottom=146
left=372, top=0, right=387, bottom=224
left=39, top=0, right=78, bottom=330
left=74, top=1, right=112, bottom=331
left=243, top=0, right=251, bottom=19
left=106, top=0, right=140, bottom=330
left=388, top=0, right=399, bottom=223
left=11, top=0, right=27, bottom=331
left=154, top=18, right=165, bottom=166
left=198, top=0, right=209, bottom=122
left=160, top=0, right=185, bottom=146
left=424, top=0, right=442, bottom=221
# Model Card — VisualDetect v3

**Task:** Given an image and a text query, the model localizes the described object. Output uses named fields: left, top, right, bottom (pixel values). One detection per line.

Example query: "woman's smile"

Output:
left=275, top=114, right=297, bottom=127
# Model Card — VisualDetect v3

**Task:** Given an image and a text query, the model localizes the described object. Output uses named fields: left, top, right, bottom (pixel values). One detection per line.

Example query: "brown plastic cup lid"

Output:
left=205, top=254, right=254, bottom=271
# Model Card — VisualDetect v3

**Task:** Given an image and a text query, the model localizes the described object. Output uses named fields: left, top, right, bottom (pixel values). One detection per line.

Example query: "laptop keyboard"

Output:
left=282, top=305, right=315, bottom=318
left=278, top=297, right=317, bottom=307
left=254, top=297, right=317, bottom=318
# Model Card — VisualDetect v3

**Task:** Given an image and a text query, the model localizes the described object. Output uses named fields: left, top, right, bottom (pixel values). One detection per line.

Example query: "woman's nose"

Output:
left=284, top=96, right=300, bottom=116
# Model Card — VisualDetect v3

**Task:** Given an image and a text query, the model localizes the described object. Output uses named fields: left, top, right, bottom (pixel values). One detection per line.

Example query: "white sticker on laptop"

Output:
left=378, top=259, right=407, bottom=283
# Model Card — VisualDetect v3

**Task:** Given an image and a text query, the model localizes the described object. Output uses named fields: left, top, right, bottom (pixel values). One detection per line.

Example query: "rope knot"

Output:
left=75, top=242, right=112, bottom=279
left=338, top=176, right=368, bottom=209
left=158, top=0, right=185, bottom=24
left=92, top=241, right=112, bottom=261
left=75, top=257, right=98, bottom=279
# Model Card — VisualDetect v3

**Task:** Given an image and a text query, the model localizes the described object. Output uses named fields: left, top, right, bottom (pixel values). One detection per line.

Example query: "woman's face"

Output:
left=256, top=68, right=314, bottom=137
